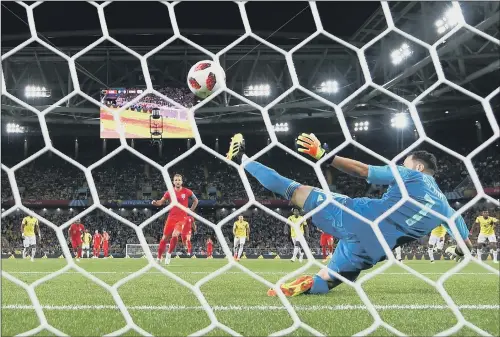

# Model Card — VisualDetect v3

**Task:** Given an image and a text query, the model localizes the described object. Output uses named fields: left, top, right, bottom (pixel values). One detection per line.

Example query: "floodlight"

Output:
left=435, top=7, right=463, bottom=34
left=317, top=80, right=339, bottom=94
left=244, top=84, right=271, bottom=97
left=6, top=123, right=25, bottom=134
left=391, top=43, right=413, bottom=65
left=274, top=122, right=289, bottom=132
left=353, top=121, right=369, bottom=132
left=25, top=85, right=51, bottom=98
left=391, top=113, right=409, bottom=129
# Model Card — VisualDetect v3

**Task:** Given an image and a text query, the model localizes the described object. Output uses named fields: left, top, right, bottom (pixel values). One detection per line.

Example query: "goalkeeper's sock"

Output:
left=428, top=248, right=434, bottom=261
left=308, top=275, right=329, bottom=294
left=242, top=154, right=300, bottom=200
left=168, top=236, right=178, bottom=254
left=322, top=246, right=327, bottom=259
left=31, top=247, right=36, bottom=259
left=86, top=250, right=89, bottom=258
left=187, top=240, right=192, bottom=255
left=158, top=239, right=167, bottom=259
left=292, top=247, right=299, bottom=260
left=22, top=248, right=27, bottom=259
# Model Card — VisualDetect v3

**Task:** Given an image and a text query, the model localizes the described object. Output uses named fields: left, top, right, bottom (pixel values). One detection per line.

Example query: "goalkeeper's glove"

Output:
left=296, top=133, right=327, bottom=161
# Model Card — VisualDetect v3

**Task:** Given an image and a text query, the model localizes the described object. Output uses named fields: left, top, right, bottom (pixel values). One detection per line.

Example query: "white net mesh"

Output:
left=1, top=1, right=499, bottom=336
left=126, top=244, right=159, bottom=258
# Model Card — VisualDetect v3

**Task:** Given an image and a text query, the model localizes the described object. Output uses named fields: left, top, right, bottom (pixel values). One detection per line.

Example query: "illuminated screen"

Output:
left=99, top=88, right=195, bottom=139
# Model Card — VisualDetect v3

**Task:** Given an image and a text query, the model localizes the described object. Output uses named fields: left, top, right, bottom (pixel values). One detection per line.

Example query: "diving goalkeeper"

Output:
left=225, top=133, right=471, bottom=297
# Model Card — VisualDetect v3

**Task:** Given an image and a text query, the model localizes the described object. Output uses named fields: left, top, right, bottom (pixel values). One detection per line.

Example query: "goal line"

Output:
left=3, top=304, right=499, bottom=312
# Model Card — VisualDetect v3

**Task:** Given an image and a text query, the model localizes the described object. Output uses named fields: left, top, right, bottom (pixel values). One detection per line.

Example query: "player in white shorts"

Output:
left=233, top=215, right=249, bottom=261
left=21, top=215, right=41, bottom=262
left=81, top=229, right=92, bottom=258
left=470, top=210, right=498, bottom=262
left=287, top=208, right=308, bottom=263
left=394, top=246, right=402, bottom=262
left=428, top=225, right=446, bottom=263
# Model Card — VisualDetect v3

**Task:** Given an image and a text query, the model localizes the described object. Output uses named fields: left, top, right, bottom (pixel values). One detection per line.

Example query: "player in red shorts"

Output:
left=319, top=230, right=335, bottom=262
left=68, top=220, right=85, bottom=261
left=93, top=230, right=102, bottom=258
left=152, top=174, right=198, bottom=265
left=102, top=230, right=110, bottom=257
left=206, top=237, right=213, bottom=259
left=182, top=216, right=196, bottom=256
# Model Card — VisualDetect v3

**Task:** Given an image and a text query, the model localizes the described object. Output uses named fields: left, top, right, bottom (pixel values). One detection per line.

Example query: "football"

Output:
left=187, top=60, right=226, bottom=99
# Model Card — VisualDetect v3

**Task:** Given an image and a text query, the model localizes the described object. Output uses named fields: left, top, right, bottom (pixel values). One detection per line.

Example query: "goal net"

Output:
left=126, top=244, right=159, bottom=258
left=1, top=1, right=499, bottom=336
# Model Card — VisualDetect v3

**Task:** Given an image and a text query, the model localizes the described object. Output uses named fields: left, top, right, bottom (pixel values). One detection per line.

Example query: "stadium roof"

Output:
left=1, top=1, right=499, bottom=137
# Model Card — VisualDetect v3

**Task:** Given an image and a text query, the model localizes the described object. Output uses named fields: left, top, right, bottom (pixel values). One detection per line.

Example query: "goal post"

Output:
left=126, top=244, right=159, bottom=258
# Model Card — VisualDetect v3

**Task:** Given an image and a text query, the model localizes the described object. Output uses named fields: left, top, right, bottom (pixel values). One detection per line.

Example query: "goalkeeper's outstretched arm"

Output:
left=296, top=133, right=369, bottom=178
left=330, top=157, right=369, bottom=179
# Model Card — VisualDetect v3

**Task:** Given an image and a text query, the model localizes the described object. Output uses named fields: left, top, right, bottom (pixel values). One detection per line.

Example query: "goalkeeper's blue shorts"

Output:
left=302, top=187, right=406, bottom=273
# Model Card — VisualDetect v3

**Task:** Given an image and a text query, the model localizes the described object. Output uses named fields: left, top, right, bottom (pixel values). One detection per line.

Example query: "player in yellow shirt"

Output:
left=428, top=225, right=446, bottom=263
left=233, top=215, right=249, bottom=261
left=288, top=208, right=308, bottom=263
left=21, top=215, right=41, bottom=262
left=471, top=210, right=498, bottom=263
left=81, top=229, right=92, bottom=258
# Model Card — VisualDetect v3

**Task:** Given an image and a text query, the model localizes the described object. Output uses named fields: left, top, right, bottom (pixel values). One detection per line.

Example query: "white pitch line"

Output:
left=2, top=304, right=499, bottom=311
left=5, top=271, right=498, bottom=275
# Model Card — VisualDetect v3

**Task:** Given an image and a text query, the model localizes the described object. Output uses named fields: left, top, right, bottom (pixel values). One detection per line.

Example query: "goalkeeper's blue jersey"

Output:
left=304, top=165, right=469, bottom=267
left=352, top=165, right=469, bottom=240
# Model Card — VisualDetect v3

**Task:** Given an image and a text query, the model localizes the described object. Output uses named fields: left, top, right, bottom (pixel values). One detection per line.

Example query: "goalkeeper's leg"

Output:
left=268, top=240, right=366, bottom=297
left=226, top=133, right=315, bottom=210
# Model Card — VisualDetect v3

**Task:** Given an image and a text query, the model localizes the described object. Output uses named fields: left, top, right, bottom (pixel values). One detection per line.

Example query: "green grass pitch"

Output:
left=2, top=258, right=499, bottom=336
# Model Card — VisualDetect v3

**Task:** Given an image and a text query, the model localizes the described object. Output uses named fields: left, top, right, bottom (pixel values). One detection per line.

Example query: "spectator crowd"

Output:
left=2, top=140, right=499, bottom=256
left=102, top=87, right=195, bottom=111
